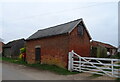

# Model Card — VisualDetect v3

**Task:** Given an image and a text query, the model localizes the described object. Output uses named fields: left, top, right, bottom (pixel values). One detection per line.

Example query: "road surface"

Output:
left=1, top=61, right=116, bottom=80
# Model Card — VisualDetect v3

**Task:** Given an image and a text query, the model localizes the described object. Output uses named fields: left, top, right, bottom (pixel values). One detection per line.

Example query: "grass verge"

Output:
left=1, top=57, right=79, bottom=75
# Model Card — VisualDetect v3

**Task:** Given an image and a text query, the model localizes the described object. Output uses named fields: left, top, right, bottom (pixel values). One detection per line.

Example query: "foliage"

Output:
left=2, top=57, right=79, bottom=75
left=19, top=54, right=23, bottom=60
left=20, top=48, right=26, bottom=53
left=19, top=47, right=26, bottom=60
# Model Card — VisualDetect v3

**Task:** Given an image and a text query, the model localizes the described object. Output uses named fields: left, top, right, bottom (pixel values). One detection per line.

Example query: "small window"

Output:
left=77, top=24, right=84, bottom=36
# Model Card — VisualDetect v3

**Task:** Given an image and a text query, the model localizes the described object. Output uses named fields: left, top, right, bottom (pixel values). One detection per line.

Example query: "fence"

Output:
left=68, top=50, right=120, bottom=78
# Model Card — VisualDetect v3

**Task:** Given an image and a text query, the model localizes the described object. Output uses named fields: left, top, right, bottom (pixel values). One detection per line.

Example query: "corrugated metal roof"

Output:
left=26, top=19, right=82, bottom=40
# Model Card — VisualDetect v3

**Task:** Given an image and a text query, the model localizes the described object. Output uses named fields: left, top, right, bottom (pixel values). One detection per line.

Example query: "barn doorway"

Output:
left=35, top=47, right=41, bottom=63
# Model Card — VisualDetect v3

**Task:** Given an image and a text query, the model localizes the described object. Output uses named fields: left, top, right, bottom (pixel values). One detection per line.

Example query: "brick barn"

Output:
left=26, top=18, right=92, bottom=68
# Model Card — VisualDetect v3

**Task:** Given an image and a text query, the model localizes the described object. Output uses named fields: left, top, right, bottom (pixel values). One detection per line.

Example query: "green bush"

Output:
left=20, top=48, right=26, bottom=53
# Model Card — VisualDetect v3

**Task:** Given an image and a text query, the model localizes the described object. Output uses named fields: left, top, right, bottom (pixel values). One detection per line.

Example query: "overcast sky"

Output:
left=0, top=0, right=119, bottom=47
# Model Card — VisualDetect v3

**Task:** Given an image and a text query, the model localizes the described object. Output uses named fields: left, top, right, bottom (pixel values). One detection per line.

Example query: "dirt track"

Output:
left=2, top=61, right=116, bottom=80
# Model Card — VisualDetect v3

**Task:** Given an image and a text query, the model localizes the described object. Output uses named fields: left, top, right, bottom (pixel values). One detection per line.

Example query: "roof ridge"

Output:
left=38, top=18, right=82, bottom=31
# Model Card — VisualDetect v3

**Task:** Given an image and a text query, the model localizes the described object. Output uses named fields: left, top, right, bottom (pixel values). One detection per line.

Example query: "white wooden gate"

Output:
left=68, top=50, right=120, bottom=78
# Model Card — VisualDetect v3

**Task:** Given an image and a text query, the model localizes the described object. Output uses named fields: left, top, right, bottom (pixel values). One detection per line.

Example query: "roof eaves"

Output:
left=81, top=19, right=92, bottom=40
left=26, top=32, right=68, bottom=41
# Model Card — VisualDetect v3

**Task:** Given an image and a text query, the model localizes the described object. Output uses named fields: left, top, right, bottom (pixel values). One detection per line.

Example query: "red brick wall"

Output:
left=26, top=25, right=91, bottom=68
left=0, top=42, right=4, bottom=53
left=69, top=26, right=91, bottom=57
left=26, top=34, right=69, bottom=68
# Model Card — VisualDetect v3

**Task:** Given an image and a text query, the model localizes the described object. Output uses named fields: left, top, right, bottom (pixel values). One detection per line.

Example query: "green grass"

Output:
left=114, top=66, right=120, bottom=69
left=26, top=64, right=79, bottom=75
left=113, top=62, right=120, bottom=69
left=1, top=57, right=79, bottom=75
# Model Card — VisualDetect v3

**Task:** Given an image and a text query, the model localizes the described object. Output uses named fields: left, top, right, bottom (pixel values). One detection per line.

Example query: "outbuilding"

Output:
left=3, top=38, right=26, bottom=58
left=91, top=40, right=117, bottom=56
left=26, top=18, right=91, bottom=68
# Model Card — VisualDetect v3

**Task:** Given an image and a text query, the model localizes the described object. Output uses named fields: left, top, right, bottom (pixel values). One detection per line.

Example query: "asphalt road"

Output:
left=1, top=61, right=116, bottom=80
